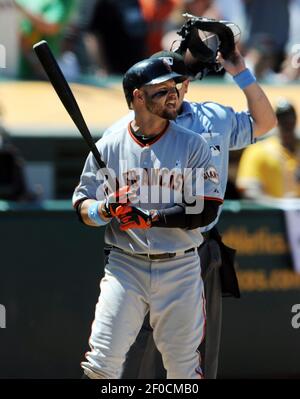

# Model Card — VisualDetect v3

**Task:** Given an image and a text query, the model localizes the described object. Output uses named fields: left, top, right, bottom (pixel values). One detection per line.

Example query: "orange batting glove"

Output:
left=102, top=185, right=136, bottom=218
left=118, top=205, right=152, bottom=230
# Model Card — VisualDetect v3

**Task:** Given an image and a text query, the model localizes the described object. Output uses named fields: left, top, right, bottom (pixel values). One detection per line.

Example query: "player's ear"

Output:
left=183, top=79, right=190, bottom=94
left=133, top=88, right=144, bottom=105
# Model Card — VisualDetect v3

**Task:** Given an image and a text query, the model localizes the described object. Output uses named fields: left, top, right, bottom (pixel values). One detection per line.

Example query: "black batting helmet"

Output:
left=150, top=51, right=189, bottom=76
left=123, top=57, right=187, bottom=108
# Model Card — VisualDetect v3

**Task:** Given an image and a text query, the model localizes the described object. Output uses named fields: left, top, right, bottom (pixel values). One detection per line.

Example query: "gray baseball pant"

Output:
left=121, top=238, right=223, bottom=379
left=82, top=247, right=205, bottom=379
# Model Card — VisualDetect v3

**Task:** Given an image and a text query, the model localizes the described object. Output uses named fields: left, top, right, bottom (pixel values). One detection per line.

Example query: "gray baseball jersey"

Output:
left=103, top=100, right=254, bottom=231
left=73, top=120, right=222, bottom=254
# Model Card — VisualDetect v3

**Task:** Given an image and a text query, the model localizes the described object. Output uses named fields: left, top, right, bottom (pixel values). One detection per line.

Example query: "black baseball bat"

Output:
left=33, top=40, right=114, bottom=186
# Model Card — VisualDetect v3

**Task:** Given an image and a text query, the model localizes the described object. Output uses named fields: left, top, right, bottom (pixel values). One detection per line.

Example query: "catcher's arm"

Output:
left=216, top=49, right=277, bottom=137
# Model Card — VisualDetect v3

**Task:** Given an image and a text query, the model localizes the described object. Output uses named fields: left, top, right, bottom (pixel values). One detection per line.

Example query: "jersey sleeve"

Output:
left=72, top=150, right=106, bottom=208
left=229, top=110, right=255, bottom=150
left=199, top=102, right=254, bottom=151
left=188, top=134, right=223, bottom=203
left=229, top=108, right=254, bottom=150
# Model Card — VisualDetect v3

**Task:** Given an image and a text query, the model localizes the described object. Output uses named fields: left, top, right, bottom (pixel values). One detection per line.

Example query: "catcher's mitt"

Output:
left=175, top=14, right=241, bottom=79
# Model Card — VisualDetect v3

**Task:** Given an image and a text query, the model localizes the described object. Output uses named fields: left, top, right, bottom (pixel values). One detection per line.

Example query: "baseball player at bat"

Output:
left=102, top=17, right=277, bottom=379
left=73, top=57, right=224, bottom=379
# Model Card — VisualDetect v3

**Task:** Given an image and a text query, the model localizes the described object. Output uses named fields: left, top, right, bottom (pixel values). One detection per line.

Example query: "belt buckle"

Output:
left=148, top=252, right=175, bottom=260
left=147, top=249, right=194, bottom=261
left=149, top=253, right=164, bottom=260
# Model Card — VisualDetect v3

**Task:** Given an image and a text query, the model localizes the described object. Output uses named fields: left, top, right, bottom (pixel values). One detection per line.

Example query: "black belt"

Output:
left=108, top=246, right=196, bottom=260
left=134, top=247, right=196, bottom=260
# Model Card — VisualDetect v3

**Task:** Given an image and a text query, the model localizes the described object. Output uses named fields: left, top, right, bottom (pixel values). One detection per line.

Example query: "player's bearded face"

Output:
left=142, top=81, right=181, bottom=120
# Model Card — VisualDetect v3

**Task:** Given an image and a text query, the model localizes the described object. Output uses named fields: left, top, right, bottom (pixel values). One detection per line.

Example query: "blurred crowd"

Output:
left=0, top=0, right=300, bottom=203
left=0, top=0, right=299, bottom=83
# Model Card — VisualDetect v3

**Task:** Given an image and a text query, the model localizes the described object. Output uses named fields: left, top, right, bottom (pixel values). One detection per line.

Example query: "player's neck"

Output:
left=132, top=117, right=169, bottom=138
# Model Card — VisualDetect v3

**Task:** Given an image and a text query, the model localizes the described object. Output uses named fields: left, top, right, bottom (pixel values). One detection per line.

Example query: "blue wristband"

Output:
left=233, top=68, right=256, bottom=89
left=88, top=201, right=109, bottom=226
